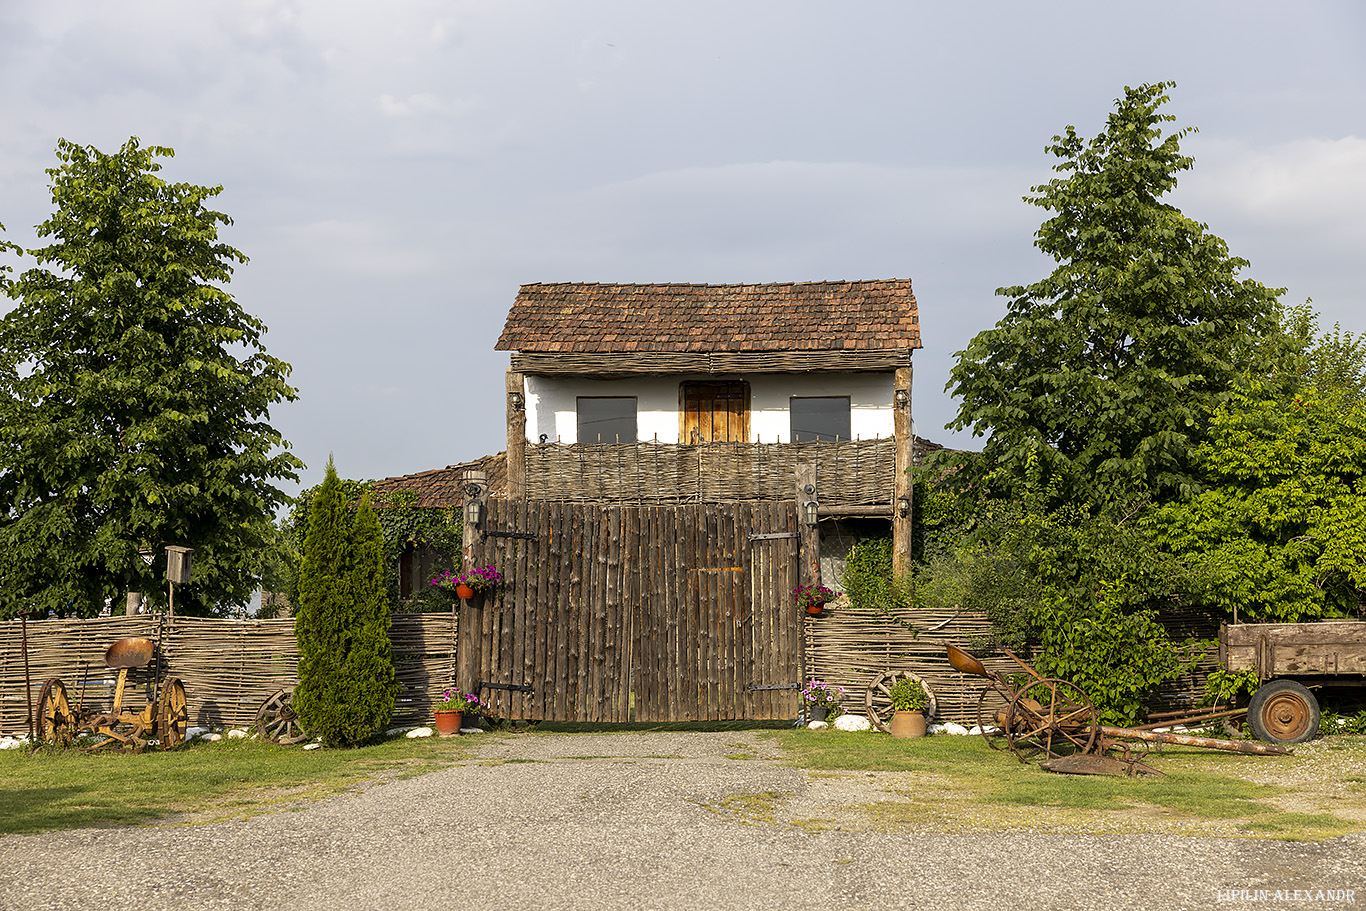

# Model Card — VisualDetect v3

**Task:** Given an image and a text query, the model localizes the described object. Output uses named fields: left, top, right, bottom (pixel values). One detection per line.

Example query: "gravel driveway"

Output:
left=2, top=731, right=1363, bottom=911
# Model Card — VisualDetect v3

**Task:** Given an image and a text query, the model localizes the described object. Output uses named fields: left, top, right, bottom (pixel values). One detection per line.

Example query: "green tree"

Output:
left=293, top=458, right=399, bottom=747
left=944, top=82, right=1287, bottom=507
left=0, top=138, right=300, bottom=618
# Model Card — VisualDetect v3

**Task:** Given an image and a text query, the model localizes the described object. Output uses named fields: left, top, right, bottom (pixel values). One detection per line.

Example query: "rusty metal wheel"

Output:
left=255, top=688, right=309, bottom=745
left=1247, top=679, right=1320, bottom=745
left=974, top=681, right=1011, bottom=751
left=865, top=670, right=938, bottom=734
left=1004, top=678, right=1099, bottom=763
left=35, top=678, right=77, bottom=746
left=157, top=678, right=188, bottom=749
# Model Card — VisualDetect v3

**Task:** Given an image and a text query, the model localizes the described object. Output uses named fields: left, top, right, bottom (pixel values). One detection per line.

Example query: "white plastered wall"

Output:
left=523, top=373, right=896, bottom=444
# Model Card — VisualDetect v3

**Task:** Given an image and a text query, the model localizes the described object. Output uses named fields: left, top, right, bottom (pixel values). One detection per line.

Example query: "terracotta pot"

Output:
left=889, top=710, right=926, bottom=739
left=455, top=583, right=476, bottom=600
left=433, top=710, right=463, bottom=736
left=806, top=603, right=824, bottom=616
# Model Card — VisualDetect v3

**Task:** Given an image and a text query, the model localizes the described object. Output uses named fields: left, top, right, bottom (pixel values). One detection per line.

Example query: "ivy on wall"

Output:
left=261, top=479, right=462, bottom=616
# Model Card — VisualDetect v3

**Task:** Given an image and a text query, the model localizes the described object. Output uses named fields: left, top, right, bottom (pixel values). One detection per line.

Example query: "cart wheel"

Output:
left=157, top=678, right=188, bottom=749
left=974, top=681, right=1011, bottom=751
left=1005, top=678, right=1099, bottom=762
left=1247, top=679, right=1320, bottom=745
left=35, top=678, right=77, bottom=746
left=255, top=688, right=309, bottom=745
left=865, top=670, right=938, bottom=734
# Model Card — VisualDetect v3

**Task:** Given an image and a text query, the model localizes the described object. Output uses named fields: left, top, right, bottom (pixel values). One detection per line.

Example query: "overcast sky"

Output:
left=2, top=1, right=1363, bottom=495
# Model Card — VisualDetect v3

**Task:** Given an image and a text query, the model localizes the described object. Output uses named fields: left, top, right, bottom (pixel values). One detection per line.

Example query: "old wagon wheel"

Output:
left=865, top=670, right=938, bottom=734
left=157, top=678, right=189, bottom=749
left=1247, top=679, right=1320, bottom=745
left=35, top=678, right=77, bottom=746
left=1004, top=678, right=1099, bottom=762
left=255, top=688, right=309, bottom=745
left=974, top=681, right=1012, bottom=751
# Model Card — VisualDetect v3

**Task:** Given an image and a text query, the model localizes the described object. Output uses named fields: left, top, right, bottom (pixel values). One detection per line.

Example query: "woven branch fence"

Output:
left=0, top=613, right=457, bottom=736
left=804, top=601, right=1221, bottom=726
left=525, top=439, right=895, bottom=505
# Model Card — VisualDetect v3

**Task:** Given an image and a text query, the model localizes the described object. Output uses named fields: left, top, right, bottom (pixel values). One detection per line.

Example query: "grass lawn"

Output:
left=764, top=729, right=1366, bottom=841
left=0, top=734, right=476, bottom=835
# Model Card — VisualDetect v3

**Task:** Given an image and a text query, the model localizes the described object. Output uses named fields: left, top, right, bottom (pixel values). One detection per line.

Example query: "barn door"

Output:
left=680, top=381, right=750, bottom=444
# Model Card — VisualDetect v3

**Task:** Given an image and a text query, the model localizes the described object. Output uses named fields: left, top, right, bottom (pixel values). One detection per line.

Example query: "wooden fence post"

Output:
left=795, top=463, right=821, bottom=589
left=506, top=368, right=526, bottom=499
left=892, top=362, right=914, bottom=576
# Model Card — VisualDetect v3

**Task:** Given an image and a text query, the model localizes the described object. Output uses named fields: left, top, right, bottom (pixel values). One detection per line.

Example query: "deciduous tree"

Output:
left=0, top=138, right=301, bottom=617
left=945, top=82, right=1287, bottom=507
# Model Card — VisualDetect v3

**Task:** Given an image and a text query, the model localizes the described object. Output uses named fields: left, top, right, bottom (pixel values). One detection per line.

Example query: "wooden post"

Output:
left=795, top=463, right=821, bottom=588
left=506, top=368, right=526, bottom=500
left=892, top=362, right=914, bottom=576
left=459, top=469, right=489, bottom=695
left=125, top=592, right=141, bottom=616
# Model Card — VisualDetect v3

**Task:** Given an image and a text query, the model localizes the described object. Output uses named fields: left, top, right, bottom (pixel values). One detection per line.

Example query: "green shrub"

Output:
left=293, top=458, right=400, bottom=747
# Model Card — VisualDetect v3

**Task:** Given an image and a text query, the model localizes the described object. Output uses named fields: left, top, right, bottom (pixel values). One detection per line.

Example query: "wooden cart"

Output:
left=1221, top=620, right=1366, bottom=745
left=33, top=636, right=189, bottom=752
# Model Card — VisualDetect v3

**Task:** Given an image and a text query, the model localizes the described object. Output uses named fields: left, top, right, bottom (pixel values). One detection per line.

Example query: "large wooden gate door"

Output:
left=461, top=500, right=802, bottom=722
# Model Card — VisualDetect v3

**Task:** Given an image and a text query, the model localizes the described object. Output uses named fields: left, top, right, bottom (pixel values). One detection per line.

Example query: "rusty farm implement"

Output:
left=34, top=636, right=189, bottom=752
left=946, top=643, right=1290, bottom=776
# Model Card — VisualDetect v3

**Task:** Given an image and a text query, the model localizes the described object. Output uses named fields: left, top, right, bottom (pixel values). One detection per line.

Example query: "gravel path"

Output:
left=2, top=731, right=1363, bottom=911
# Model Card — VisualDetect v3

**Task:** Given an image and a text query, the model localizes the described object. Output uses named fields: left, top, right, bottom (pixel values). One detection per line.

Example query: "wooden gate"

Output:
left=458, top=499, right=802, bottom=722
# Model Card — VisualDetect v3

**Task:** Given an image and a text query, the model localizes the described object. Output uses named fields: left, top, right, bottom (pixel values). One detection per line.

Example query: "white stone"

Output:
left=302, top=742, right=322, bottom=751
left=227, top=729, right=248, bottom=739
left=406, top=726, right=435, bottom=738
left=385, top=727, right=411, bottom=737
left=833, top=714, right=872, bottom=732
left=202, top=733, right=223, bottom=742
left=186, top=726, right=209, bottom=739
left=940, top=722, right=970, bottom=736
left=807, top=720, right=829, bottom=730
left=0, top=738, right=24, bottom=750
left=459, top=727, right=483, bottom=734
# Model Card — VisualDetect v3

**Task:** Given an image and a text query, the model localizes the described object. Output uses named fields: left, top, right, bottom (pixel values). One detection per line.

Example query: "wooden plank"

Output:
left=604, top=505, right=622, bottom=722
left=1222, top=621, right=1366, bottom=648
left=552, top=500, right=571, bottom=722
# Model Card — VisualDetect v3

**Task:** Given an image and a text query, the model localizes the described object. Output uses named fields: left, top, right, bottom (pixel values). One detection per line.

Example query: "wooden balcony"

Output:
left=521, top=438, right=896, bottom=507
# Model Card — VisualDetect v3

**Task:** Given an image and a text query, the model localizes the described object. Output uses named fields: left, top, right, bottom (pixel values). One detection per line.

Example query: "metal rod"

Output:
left=1100, top=725, right=1291, bottom=756
left=1129, top=707, right=1246, bottom=731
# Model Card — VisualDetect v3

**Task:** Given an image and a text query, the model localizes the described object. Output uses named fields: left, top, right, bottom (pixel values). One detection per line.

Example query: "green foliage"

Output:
left=0, top=138, right=300, bottom=618
left=1202, top=668, right=1260, bottom=707
left=1151, top=379, right=1366, bottom=622
left=887, top=676, right=928, bottom=713
left=294, top=458, right=400, bottom=747
left=945, top=82, right=1287, bottom=507
left=263, top=480, right=461, bottom=616
left=911, top=453, right=1198, bottom=723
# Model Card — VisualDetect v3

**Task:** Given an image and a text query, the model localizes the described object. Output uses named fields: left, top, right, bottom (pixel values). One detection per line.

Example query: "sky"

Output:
left=2, top=1, right=1364, bottom=496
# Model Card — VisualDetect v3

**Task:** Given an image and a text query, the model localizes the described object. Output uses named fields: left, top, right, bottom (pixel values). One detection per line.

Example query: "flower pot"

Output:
left=433, top=710, right=463, bottom=736
left=806, top=603, right=824, bottom=616
left=455, top=583, right=476, bottom=600
left=889, top=710, right=926, bottom=739
left=809, top=705, right=829, bottom=723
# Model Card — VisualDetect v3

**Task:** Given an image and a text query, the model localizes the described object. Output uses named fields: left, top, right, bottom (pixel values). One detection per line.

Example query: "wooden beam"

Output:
left=795, top=463, right=821, bottom=589
left=506, top=369, right=526, bottom=499
left=892, top=363, right=913, bottom=575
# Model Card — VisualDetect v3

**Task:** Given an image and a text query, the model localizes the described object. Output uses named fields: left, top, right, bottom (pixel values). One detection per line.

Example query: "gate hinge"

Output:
left=486, top=530, right=539, bottom=541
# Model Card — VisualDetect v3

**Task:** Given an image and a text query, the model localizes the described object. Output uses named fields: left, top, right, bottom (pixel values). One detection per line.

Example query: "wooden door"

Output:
left=680, top=381, right=750, bottom=444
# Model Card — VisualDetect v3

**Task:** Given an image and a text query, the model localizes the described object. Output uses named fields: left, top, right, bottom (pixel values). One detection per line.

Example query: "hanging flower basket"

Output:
left=794, top=584, right=838, bottom=616
left=432, top=566, right=505, bottom=600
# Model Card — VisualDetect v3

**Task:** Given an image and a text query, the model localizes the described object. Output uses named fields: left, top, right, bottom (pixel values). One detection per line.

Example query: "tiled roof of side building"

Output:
left=495, top=280, right=920, bottom=353
left=371, top=453, right=507, bottom=509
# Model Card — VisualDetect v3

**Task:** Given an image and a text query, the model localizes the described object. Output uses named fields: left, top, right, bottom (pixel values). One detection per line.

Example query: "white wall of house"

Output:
left=522, top=373, right=897, bottom=444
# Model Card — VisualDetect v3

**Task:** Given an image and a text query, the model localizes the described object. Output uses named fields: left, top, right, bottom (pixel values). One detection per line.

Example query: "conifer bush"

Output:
left=293, top=457, right=399, bottom=747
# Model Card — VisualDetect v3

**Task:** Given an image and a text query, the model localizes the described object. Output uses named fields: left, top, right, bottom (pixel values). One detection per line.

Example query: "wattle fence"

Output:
left=0, top=613, right=457, bottom=736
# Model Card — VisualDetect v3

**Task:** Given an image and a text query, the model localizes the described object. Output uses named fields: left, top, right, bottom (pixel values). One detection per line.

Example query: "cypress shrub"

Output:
left=294, top=457, right=399, bottom=746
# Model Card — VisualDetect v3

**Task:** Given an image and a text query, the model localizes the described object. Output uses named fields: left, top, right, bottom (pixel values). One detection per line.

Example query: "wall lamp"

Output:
left=508, top=391, right=525, bottom=411
left=894, top=389, right=909, bottom=410
left=463, top=481, right=485, bottom=529
left=898, top=496, right=912, bottom=518
left=802, top=499, right=820, bottom=526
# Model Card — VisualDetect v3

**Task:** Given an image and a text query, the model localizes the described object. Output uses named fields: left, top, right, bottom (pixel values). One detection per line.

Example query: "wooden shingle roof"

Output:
left=495, top=280, right=920, bottom=353
left=371, top=453, right=507, bottom=509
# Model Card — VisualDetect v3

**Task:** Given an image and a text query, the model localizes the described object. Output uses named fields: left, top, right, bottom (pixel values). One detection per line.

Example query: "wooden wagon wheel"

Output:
left=1004, top=678, right=1099, bottom=763
left=255, top=688, right=309, bottom=745
left=974, top=680, right=1012, bottom=751
left=157, top=678, right=188, bottom=749
left=865, top=670, right=938, bottom=734
left=35, top=678, right=77, bottom=747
